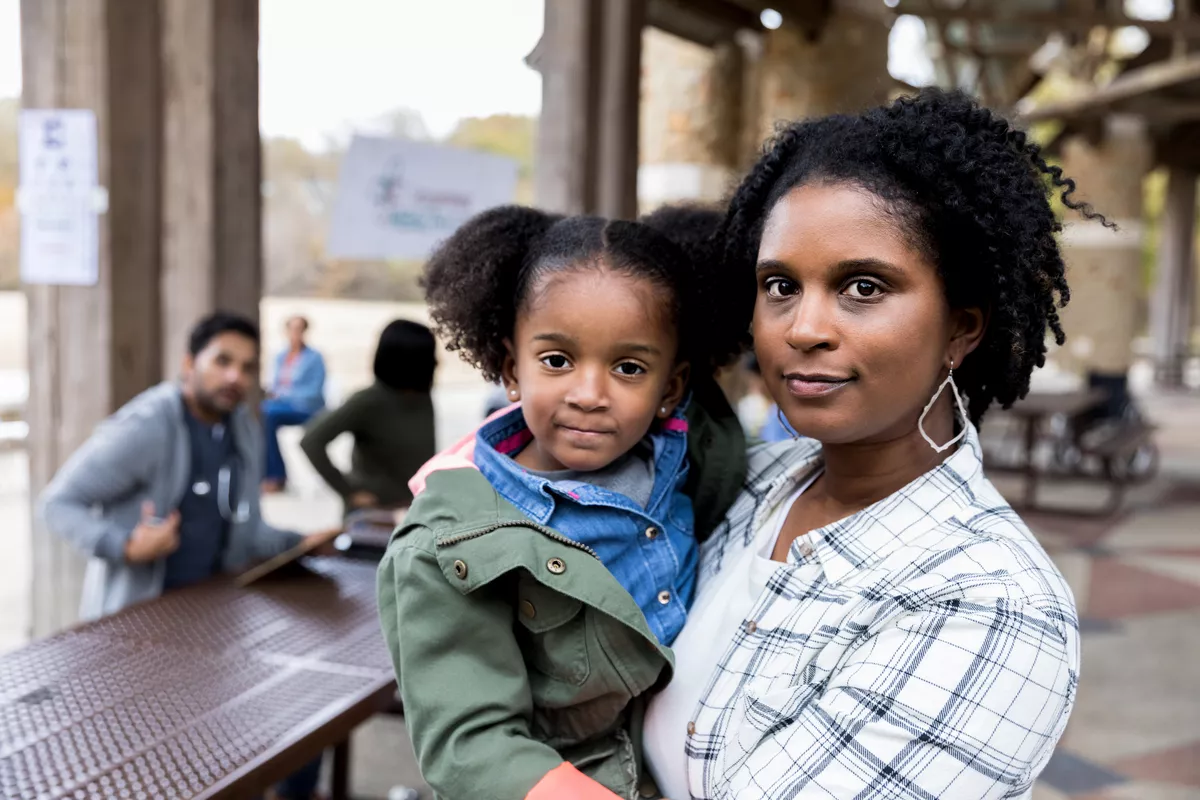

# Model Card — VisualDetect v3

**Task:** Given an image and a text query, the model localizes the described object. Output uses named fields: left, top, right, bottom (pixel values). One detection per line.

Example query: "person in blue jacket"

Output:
left=261, top=315, right=326, bottom=493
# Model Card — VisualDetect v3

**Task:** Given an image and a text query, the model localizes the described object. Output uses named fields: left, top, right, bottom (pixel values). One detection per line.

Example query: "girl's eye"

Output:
left=764, top=277, right=799, bottom=298
left=614, top=362, right=646, bottom=377
left=541, top=354, right=570, bottom=370
left=844, top=279, right=883, bottom=299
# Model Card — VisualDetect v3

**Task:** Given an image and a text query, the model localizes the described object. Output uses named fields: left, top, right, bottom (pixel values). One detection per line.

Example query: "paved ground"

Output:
left=4, top=293, right=1200, bottom=798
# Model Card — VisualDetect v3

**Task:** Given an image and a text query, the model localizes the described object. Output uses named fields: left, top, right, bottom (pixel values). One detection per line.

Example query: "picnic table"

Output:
left=985, top=388, right=1158, bottom=514
left=0, top=557, right=395, bottom=800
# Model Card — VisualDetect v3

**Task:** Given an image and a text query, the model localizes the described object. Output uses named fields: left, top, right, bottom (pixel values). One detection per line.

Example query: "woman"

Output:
left=300, top=319, right=437, bottom=513
left=644, top=89, right=1093, bottom=799
left=262, top=315, right=327, bottom=492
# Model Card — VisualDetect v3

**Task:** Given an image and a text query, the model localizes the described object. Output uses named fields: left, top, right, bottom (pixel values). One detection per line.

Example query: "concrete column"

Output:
left=756, top=6, right=892, bottom=134
left=638, top=30, right=746, bottom=210
left=21, top=0, right=162, bottom=636
left=1150, top=168, right=1198, bottom=386
left=1057, top=115, right=1153, bottom=388
left=160, top=0, right=262, bottom=376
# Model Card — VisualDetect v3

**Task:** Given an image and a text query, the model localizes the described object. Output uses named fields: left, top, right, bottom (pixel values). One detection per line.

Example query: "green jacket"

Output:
left=377, top=387, right=746, bottom=800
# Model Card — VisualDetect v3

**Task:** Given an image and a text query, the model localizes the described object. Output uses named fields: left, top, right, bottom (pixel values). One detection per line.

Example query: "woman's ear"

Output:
left=657, top=363, right=691, bottom=418
left=500, top=339, right=520, bottom=401
left=949, top=307, right=988, bottom=367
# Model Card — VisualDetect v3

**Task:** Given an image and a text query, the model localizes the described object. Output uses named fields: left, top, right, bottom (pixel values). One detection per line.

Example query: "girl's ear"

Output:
left=501, top=339, right=520, bottom=401
left=657, top=363, right=691, bottom=418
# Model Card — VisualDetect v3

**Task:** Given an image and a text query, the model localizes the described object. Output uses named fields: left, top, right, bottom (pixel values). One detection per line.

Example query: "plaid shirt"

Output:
left=684, top=425, right=1080, bottom=799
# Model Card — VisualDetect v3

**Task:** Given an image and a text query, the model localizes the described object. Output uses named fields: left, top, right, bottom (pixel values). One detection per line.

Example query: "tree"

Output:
left=446, top=114, right=536, bottom=203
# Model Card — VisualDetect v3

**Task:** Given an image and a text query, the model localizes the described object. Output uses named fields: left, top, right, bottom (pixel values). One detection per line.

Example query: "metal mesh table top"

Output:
left=0, top=558, right=395, bottom=800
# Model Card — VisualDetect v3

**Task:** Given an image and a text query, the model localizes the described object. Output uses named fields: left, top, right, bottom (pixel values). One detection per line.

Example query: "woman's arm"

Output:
left=299, top=395, right=366, bottom=498
left=717, top=597, right=1076, bottom=799
left=378, top=531, right=623, bottom=800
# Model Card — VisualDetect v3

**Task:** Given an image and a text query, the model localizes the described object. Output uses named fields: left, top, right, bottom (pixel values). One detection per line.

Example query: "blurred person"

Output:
left=38, top=311, right=337, bottom=800
left=741, top=354, right=798, bottom=442
left=300, top=320, right=437, bottom=514
left=261, top=315, right=327, bottom=493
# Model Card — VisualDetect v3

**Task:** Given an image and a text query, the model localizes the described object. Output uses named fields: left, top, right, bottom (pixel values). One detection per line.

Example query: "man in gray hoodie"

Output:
left=39, top=310, right=335, bottom=622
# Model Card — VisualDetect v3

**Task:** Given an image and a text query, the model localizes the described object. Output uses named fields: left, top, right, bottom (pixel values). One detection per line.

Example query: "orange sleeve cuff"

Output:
left=525, top=762, right=625, bottom=800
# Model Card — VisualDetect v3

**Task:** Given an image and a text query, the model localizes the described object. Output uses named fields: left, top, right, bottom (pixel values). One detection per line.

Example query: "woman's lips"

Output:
left=785, top=375, right=853, bottom=398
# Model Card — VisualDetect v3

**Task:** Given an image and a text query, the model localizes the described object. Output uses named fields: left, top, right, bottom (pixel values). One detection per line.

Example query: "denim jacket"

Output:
left=474, top=405, right=697, bottom=645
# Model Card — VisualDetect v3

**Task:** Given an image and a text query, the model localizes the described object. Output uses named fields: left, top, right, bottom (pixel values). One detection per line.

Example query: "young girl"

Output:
left=377, top=206, right=748, bottom=800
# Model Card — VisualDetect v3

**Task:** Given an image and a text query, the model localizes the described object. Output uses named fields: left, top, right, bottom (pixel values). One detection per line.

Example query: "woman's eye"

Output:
left=764, top=277, right=799, bottom=298
left=541, top=354, right=570, bottom=370
left=844, top=279, right=882, bottom=299
left=615, top=362, right=646, bottom=377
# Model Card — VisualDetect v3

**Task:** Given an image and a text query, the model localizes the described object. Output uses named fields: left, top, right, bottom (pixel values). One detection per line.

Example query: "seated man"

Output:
left=262, top=315, right=327, bottom=493
left=39, top=311, right=334, bottom=800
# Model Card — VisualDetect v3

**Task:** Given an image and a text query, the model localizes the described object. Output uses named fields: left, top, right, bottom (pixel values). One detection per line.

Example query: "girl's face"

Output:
left=502, top=268, right=688, bottom=473
left=753, top=182, right=983, bottom=445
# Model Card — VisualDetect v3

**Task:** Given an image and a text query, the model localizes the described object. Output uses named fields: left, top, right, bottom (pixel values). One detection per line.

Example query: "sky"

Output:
left=0, top=0, right=945, bottom=146
left=0, top=0, right=546, bottom=146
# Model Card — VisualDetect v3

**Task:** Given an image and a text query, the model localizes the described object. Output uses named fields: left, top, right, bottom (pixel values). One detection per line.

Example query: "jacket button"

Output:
left=657, top=590, right=671, bottom=605
left=638, top=779, right=658, bottom=798
left=452, top=559, right=468, bottom=579
left=745, top=620, right=757, bottom=633
left=520, top=600, right=536, bottom=620
left=798, top=541, right=814, bottom=558
left=644, top=526, right=660, bottom=540
left=687, top=721, right=696, bottom=736
left=546, top=557, right=566, bottom=575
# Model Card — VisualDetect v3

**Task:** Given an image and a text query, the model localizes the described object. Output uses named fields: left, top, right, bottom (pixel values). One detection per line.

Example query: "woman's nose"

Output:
left=786, top=293, right=839, bottom=351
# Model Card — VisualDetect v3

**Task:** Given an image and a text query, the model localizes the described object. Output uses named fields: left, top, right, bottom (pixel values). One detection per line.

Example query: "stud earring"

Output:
left=918, top=359, right=969, bottom=453
left=509, top=389, right=518, bottom=399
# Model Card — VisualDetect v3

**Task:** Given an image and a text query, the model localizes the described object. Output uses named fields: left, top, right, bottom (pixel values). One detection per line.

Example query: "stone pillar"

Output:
left=756, top=7, right=892, bottom=135
left=160, top=0, right=262, bottom=376
left=1150, top=168, right=1198, bottom=387
left=21, top=0, right=163, bottom=636
left=638, top=29, right=745, bottom=210
left=1056, top=116, right=1153, bottom=401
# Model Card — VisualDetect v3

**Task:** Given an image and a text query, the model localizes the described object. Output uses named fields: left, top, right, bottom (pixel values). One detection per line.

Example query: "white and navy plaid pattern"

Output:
left=685, top=426, right=1080, bottom=799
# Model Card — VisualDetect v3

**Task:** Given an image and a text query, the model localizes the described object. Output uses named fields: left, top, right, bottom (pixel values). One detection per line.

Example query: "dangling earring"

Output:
left=918, top=359, right=969, bottom=453
left=776, top=405, right=799, bottom=441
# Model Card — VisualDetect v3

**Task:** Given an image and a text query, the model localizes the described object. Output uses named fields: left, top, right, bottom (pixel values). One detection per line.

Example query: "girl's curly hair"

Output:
left=423, top=205, right=749, bottom=382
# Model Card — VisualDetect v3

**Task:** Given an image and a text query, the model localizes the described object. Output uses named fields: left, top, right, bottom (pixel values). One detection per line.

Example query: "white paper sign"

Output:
left=326, top=136, right=519, bottom=260
left=18, top=109, right=101, bottom=286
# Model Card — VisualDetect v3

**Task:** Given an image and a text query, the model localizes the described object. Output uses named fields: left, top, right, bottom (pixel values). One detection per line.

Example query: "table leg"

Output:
left=332, top=737, right=351, bottom=800
left=1022, top=416, right=1039, bottom=509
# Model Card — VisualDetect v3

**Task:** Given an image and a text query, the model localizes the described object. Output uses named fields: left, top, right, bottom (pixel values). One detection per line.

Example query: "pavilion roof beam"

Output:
left=1022, top=51, right=1200, bottom=120
left=892, top=2, right=1200, bottom=39
left=646, top=0, right=762, bottom=45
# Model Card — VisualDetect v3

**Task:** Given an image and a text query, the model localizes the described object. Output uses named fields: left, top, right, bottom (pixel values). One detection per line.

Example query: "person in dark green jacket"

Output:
left=300, top=320, right=437, bottom=514
left=377, top=206, right=749, bottom=800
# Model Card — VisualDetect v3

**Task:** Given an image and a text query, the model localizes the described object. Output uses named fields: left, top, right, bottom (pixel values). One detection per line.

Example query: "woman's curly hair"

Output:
left=423, top=205, right=749, bottom=383
left=721, top=87, right=1109, bottom=424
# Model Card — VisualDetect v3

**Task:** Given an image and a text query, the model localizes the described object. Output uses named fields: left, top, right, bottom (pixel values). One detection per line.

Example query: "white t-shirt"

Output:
left=644, top=471, right=822, bottom=799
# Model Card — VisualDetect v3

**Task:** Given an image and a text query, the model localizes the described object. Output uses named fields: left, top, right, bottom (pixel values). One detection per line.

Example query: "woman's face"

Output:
left=753, top=182, right=976, bottom=445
